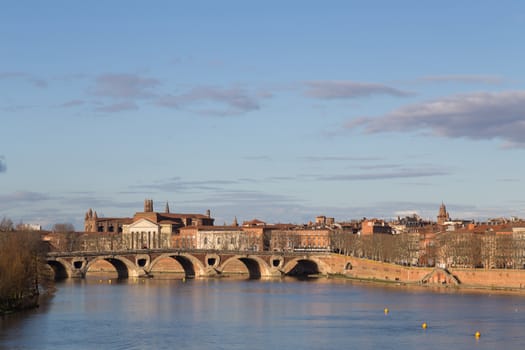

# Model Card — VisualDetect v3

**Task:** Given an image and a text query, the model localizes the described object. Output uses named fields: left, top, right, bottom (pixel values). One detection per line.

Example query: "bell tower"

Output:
left=144, top=199, right=154, bottom=212
left=437, top=202, right=450, bottom=225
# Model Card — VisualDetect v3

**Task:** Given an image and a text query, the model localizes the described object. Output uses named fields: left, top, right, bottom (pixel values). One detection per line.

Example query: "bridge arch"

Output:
left=283, top=257, right=330, bottom=277
left=85, top=256, right=138, bottom=279
left=218, top=255, right=273, bottom=279
left=149, top=253, right=206, bottom=278
left=46, top=258, right=72, bottom=280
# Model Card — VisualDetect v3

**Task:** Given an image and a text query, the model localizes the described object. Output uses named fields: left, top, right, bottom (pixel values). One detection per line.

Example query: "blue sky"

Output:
left=2, top=1, right=525, bottom=229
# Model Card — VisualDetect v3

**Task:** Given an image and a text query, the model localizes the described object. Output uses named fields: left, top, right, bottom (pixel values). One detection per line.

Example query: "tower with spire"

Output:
left=437, top=202, right=450, bottom=225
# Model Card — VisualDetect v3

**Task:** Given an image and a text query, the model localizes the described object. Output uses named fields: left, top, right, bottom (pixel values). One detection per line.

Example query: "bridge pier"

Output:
left=70, top=269, right=86, bottom=278
left=203, top=267, right=220, bottom=277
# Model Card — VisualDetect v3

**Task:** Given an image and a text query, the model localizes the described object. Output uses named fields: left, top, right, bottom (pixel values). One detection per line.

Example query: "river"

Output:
left=1, top=276, right=525, bottom=349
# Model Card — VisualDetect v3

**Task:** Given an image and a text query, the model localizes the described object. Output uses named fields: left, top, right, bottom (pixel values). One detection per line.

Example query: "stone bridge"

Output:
left=46, top=249, right=349, bottom=279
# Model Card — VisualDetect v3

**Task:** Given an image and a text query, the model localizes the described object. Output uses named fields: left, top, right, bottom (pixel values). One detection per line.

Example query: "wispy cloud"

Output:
left=303, top=80, right=412, bottom=99
left=134, top=177, right=241, bottom=193
left=303, top=155, right=383, bottom=162
left=416, top=74, right=504, bottom=85
left=89, top=73, right=160, bottom=99
left=0, top=104, right=35, bottom=112
left=95, top=101, right=139, bottom=113
left=156, top=86, right=266, bottom=115
left=60, top=194, right=139, bottom=212
left=317, top=167, right=450, bottom=181
left=0, top=71, right=48, bottom=88
left=0, top=191, right=51, bottom=207
left=345, top=90, right=525, bottom=148
left=0, top=156, right=6, bottom=173
left=243, top=155, right=272, bottom=161
left=59, top=99, right=85, bottom=108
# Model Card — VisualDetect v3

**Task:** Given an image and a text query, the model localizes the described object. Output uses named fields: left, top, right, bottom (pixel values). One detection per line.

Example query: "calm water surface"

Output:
left=1, top=277, right=525, bottom=350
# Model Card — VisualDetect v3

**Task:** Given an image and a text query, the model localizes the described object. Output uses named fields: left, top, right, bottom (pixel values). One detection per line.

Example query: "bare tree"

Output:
left=52, top=223, right=75, bottom=233
left=0, top=231, right=53, bottom=313
left=0, top=217, right=14, bottom=232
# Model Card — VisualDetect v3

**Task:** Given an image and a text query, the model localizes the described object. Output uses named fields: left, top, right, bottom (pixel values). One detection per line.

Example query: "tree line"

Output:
left=0, top=230, right=53, bottom=314
left=331, top=230, right=525, bottom=269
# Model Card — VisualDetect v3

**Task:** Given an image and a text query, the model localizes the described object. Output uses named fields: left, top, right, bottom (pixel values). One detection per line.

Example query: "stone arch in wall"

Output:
left=420, top=267, right=460, bottom=285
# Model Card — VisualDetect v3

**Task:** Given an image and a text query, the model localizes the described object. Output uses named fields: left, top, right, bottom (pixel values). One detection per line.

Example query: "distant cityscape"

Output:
left=0, top=199, right=512, bottom=270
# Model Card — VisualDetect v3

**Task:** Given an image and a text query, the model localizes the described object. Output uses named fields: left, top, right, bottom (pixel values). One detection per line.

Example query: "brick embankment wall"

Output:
left=336, top=255, right=432, bottom=283
left=450, top=269, right=525, bottom=289
left=326, top=254, right=525, bottom=290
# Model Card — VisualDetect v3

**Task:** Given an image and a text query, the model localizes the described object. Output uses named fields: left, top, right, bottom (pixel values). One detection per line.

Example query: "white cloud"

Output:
left=345, top=90, right=525, bottom=148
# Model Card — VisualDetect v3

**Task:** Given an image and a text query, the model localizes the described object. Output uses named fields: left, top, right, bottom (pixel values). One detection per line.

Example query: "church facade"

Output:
left=84, top=199, right=214, bottom=249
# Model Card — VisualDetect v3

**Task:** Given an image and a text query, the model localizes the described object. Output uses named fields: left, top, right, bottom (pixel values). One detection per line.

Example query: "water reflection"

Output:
left=1, top=277, right=525, bottom=350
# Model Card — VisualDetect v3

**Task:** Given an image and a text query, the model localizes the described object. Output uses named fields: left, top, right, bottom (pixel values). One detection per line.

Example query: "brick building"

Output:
left=84, top=199, right=214, bottom=249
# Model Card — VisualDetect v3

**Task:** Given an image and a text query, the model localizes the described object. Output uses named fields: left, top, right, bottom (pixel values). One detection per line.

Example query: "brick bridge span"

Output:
left=49, top=250, right=525, bottom=289
left=46, top=249, right=350, bottom=279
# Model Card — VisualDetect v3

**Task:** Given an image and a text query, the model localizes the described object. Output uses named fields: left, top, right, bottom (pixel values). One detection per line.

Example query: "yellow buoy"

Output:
left=384, top=308, right=389, bottom=314
left=475, top=331, right=481, bottom=338
left=421, top=322, right=427, bottom=329
left=182, top=277, right=186, bottom=283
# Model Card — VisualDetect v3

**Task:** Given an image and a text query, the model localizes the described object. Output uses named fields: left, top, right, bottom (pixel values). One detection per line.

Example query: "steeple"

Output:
left=165, top=201, right=170, bottom=214
left=232, top=216, right=238, bottom=227
left=437, top=202, right=450, bottom=225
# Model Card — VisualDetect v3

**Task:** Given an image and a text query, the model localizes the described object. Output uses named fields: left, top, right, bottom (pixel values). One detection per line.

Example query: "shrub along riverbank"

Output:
left=0, top=231, right=53, bottom=314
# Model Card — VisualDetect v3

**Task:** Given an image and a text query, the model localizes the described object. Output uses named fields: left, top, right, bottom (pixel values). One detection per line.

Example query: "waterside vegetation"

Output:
left=0, top=231, right=53, bottom=314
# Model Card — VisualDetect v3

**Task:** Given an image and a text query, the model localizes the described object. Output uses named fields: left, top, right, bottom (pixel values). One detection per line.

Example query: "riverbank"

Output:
left=327, top=254, right=525, bottom=296
left=0, top=293, right=39, bottom=315
left=0, top=231, right=53, bottom=315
